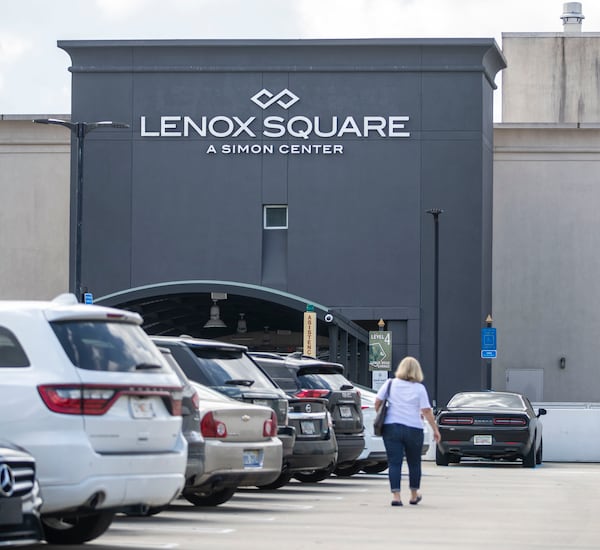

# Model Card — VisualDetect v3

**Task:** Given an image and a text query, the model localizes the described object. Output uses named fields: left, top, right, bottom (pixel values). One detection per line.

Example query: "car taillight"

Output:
left=296, top=389, right=330, bottom=399
left=38, top=384, right=183, bottom=416
left=170, top=390, right=183, bottom=416
left=277, top=399, right=288, bottom=424
left=201, top=411, right=228, bottom=438
left=263, top=411, right=277, bottom=437
left=38, top=385, right=117, bottom=415
left=191, top=391, right=200, bottom=411
left=493, top=417, right=527, bottom=426
left=440, top=416, right=474, bottom=425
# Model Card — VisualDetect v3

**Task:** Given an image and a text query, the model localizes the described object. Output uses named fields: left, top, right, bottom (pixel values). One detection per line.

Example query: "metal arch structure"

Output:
left=95, top=280, right=369, bottom=383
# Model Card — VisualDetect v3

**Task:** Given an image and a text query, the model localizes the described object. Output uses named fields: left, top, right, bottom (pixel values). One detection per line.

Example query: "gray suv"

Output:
left=249, top=352, right=365, bottom=481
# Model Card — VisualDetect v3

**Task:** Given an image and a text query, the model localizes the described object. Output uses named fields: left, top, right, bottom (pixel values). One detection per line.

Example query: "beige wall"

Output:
left=0, top=117, right=69, bottom=299
left=493, top=124, right=600, bottom=401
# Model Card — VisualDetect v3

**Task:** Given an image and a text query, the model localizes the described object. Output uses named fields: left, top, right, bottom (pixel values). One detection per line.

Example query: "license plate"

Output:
left=243, top=449, right=263, bottom=468
left=474, top=435, right=492, bottom=445
left=300, top=421, right=316, bottom=435
left=339, top=406, right=352, bottom=418
left=130, top=396, right=156, bottom=419
left=0, top=497, right=22, bottom=525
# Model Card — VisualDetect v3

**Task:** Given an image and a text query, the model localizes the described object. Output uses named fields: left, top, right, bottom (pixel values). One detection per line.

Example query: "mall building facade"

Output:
left=4, top=18, right=600, bottom=403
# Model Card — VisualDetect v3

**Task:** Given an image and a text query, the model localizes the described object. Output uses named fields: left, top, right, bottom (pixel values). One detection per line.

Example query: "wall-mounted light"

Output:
left=559, top=356, right=566, bottom=370
left=237, top=313, right=247, bottom=334
left=203, top=299, right=227, bottom=328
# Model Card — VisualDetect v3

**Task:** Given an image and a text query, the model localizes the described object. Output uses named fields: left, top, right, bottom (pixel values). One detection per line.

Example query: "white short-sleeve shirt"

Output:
left=375, top=378, right=432, bottom=429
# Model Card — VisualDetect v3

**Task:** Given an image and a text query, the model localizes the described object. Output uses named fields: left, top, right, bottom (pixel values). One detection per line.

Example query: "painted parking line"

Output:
left=93, top=541, right=179, bottom=549
left=110, top=524, right=234, bottom=534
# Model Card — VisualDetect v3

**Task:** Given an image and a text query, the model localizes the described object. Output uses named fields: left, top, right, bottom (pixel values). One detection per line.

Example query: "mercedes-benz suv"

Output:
left=0, top=441, right=43, bottom=546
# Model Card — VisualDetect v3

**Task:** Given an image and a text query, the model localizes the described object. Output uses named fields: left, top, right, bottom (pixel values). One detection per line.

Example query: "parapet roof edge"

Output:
left=58, top=37, right=500, bottom=48
left=0, top=114, right=70, bottom=121
left=502, top=32, right=600, bottom=38
left=494, top=122, right=600, bottom=129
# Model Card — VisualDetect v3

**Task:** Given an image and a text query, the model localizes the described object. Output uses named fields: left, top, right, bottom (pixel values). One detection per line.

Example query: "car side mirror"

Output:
left=537, top=408, right=547, bottom=417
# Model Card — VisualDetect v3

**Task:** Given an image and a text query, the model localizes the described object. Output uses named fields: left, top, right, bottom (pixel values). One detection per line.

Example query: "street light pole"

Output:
left=33, top=118, right=129, bottom=301
left=426, top=208, right=443, bottom=411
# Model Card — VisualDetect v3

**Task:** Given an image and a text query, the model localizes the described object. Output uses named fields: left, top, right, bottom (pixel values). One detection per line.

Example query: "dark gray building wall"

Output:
left=59, top=39, right=504, bottom=405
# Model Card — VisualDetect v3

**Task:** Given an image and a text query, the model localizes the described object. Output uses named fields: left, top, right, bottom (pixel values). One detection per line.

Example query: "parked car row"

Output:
left=9, top=295, right=534, bottom=547
left=150, top=336, right=340, bottom=491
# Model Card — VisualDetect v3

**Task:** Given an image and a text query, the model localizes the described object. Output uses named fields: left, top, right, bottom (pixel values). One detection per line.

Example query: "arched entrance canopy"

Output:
left=96, top=281, right=369, bottom=379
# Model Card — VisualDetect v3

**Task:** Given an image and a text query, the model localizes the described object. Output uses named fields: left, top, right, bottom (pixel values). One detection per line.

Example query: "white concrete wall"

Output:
left=534, top=403, right=600, bottom=462
left=0, top=116, right=70, bottom=299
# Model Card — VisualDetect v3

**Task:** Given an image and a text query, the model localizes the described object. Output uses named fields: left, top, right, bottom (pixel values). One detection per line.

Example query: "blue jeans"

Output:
left=382, top=423, right=424, bottom=492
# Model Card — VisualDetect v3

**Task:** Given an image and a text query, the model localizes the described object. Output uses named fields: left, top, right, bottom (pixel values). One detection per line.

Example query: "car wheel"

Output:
left=362, top=462, right=388, bottom=474
left=122, top=504, right=170, bottom=517
left=294, top=465, right=335, bottom=483
left=334, top=463, right=362, bottom=477
left=42, top=511, right=115, bottom=544
left=183, top=487, right=236, bottom=506
left=256, top=470, right=293, bottom=490
left=536, top=439, right=543, bottom=465
left=435, top=446, right=450, bottom=466
left=523, top=442, right=537, bottom=468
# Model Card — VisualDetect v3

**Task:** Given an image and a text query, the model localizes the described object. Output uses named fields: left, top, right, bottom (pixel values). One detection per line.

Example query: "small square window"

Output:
left=264, top=205, right=288, bottom=229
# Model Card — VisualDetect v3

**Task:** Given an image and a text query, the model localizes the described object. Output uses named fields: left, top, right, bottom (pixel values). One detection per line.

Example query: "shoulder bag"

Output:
left=373, top=378, right=393, bottom=436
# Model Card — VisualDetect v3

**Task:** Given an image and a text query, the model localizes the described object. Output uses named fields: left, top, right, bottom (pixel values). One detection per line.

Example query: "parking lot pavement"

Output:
left=32, top=461, right=600, bottom=550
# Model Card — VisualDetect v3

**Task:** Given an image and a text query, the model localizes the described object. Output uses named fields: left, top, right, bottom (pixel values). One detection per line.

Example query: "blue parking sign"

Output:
left=481, top=327, right=497, bottom=359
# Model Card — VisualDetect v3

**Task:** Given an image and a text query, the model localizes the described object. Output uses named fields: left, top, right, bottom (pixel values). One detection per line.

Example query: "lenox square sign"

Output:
left=58, top=38, right=504, bottom=404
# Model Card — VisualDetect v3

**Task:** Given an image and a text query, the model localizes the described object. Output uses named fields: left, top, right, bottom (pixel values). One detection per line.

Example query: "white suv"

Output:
left=0, top=294, right=187, bottom=544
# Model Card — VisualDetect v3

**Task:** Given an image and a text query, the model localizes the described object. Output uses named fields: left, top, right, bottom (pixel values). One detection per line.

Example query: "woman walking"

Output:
left=375, top=356, right=441, bottom=506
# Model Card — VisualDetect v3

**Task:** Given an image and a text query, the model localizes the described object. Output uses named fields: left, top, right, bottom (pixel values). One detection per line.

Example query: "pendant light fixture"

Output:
left=203, top=299, right=227, bottom=328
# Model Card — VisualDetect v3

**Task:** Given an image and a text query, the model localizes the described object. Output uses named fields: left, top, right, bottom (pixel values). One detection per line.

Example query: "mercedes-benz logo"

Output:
left=0, top=464, right=15, bottom=497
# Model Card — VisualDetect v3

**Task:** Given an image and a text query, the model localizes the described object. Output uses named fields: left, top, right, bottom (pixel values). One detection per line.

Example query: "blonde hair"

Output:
left=394, top=356, right=424, bottom=382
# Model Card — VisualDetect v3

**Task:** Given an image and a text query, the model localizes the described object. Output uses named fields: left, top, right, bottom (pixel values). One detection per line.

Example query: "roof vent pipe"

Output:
left=561, top=2, right=584, bottom=32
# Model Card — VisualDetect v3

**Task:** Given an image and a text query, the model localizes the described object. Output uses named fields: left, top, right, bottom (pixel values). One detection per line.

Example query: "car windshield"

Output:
left=192, top=382, right=236, bottom=402
left=51, top=320, right=167, bottom=373
left=257, top=363, right=298, bottom=392
left=447, top=392, right=524, bottom=409
left=188, top=347, right=277, bottom=390
left=297, top=372, right=355, bottom=391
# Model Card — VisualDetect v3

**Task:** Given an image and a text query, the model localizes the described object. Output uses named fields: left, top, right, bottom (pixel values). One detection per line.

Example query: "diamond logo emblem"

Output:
left=251, top=88, right=299, bottom=110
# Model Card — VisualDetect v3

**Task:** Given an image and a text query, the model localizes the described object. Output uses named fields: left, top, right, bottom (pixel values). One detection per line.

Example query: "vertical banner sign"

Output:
left=369, top=331, right=392, bottom=370
left=303, top=304, right=317, bottom=357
